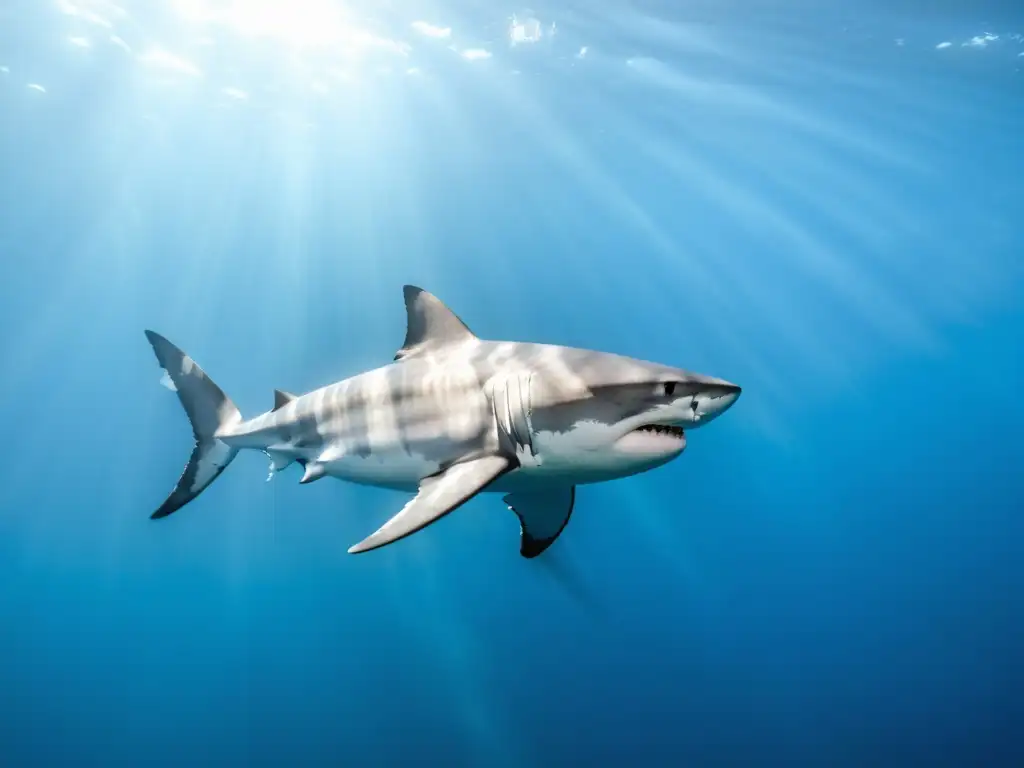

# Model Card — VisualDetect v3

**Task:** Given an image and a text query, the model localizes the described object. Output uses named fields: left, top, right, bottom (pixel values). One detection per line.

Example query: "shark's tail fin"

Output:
left=145, top=330, right=243, bottom=520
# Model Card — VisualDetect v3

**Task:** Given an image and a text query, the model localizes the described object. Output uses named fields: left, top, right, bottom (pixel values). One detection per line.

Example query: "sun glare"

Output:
left=139, top=46, right=203, bottom=77
left=169, top=0, right=396, bottom=53
left=34, top=0, right=1021, bottom=415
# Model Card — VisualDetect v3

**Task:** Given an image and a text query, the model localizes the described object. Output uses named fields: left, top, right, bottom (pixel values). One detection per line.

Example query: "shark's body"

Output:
left=147, top=286, right=741, bottom=557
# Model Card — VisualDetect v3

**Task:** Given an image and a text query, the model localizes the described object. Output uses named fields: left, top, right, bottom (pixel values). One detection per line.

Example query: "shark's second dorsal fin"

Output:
left=394, top=285, right=477, bottom=361
left=273, top=389, right=296, bottom=411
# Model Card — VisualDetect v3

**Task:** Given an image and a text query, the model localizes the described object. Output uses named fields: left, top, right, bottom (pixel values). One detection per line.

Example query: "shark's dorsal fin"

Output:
left=273, top=389, right=296, bottom=411
left=394, top=285, right=477, bottom=361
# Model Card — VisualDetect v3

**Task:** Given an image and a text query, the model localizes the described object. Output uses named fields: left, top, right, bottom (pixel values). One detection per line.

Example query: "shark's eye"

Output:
left=663, top=382, right=676, bottom=397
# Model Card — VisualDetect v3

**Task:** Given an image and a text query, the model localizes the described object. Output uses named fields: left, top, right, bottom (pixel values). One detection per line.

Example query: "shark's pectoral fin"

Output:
left=348, top=455, right=513, bottom=554
left=503, top=487, right=576, bottom=558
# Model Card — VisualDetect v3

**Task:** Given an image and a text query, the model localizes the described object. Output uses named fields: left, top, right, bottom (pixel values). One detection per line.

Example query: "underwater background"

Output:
left=1, top=1, right=1022, bottom=765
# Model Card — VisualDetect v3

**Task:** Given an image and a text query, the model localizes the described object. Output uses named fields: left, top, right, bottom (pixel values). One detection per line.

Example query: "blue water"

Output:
left=1, top=1, right=1022, bottom=765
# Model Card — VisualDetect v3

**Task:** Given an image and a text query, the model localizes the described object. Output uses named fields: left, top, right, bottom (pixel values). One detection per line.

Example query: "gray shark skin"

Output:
left=146, top=286, right=741, bottom=558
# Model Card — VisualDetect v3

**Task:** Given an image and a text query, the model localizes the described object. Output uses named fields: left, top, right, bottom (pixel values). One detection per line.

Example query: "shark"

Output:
left=145, top=285, right=741, bottom=558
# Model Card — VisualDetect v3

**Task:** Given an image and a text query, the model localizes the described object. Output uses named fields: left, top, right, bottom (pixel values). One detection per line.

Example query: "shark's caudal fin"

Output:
left=145, top=331, right=243, bottom=520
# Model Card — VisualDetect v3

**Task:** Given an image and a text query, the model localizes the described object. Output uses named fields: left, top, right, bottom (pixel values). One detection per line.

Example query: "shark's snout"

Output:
left=692, top=381, right=741, bottom=425
left=718, top=384, right=741, bottom=411
left=719, top=382, right=741, bottom=405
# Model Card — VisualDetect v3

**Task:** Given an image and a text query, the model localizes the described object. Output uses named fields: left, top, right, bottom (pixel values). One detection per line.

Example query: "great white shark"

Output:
left=145, top=286, right=741, bottom=558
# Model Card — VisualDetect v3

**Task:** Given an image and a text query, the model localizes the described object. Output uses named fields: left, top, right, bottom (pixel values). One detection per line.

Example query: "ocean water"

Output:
left=1, top=1, right=1022, bottom=765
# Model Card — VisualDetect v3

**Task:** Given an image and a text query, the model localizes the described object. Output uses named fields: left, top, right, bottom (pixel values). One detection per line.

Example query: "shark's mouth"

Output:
left=632, top=424, right=685, bottom=439
left=614, top=423, right=686, bottom=455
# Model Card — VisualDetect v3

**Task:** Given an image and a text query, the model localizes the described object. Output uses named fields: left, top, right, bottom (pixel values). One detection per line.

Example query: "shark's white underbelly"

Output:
left=321, top=448, right=441, bottom=492
left=310, top=436, right=658, bottom=493
left=323, top=455, right=578, bottom=494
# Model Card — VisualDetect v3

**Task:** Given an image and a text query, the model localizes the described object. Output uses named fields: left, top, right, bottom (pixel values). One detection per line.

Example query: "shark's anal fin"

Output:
left=273, top=389, right=296, bottom=411
left=394, top=285, right=478, bottom=361
left=265, top=449, right=295, bottom=473
left=348, top=455, right=512, bottom=554
left=503, top=487, right=576, bottom=558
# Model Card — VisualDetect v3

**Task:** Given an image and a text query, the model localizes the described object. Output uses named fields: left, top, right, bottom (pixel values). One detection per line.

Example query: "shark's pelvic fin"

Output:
left=504, top=487, right=576, bottom=558
left=298, top=445, right=343, bottom=484
left=300, top=462, right=327, bottom=484
left=348, top=455, right=512, bottom=554
left=145, top=330, right=243, bottom=519
left=394, top=285, right=478, bottom=361
left=273, top=389, right=296, bottom=411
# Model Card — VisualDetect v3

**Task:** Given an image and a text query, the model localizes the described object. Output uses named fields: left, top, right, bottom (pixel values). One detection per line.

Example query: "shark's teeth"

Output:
left=634, top=424, right=684, bottom=438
